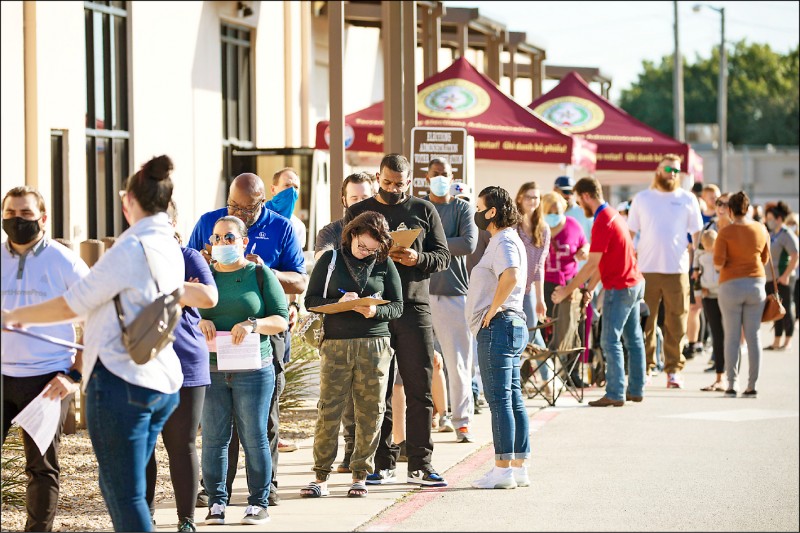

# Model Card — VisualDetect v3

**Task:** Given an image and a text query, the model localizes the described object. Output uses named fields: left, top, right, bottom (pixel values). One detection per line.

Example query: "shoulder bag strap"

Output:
left=113, top=238, right=158, bottom=331
left=322, top=249, right=337, bottom=298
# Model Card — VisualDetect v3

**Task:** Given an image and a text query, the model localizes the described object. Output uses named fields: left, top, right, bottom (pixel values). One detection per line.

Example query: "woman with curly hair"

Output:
left=301, top=211, right=403, bottom=498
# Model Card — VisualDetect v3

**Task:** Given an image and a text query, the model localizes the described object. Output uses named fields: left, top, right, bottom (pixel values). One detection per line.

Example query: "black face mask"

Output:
left=474, top=209, right=493, bottom=231
left=2, top=217, right=42, bottom=245
left=378, top=187, right=405, bottom=205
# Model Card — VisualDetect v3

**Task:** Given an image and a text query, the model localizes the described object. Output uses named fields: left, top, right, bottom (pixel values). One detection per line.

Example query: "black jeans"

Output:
left=2, top=372, right=71, bottom=532
left=374, top=304, right=435, bottom=472
left=702, top=297, right=725, bottom=374
left=146, top=385, right=206, bottom=520
left=767, top=279, right=796, bottom=338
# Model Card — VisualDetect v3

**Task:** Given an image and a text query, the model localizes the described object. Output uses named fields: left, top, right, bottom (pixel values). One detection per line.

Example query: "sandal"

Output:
left=347, top=480, right=368, bottom=498
left=700, top=383, right=725, bottom=392
left=300, top=481, right=329, bottom=498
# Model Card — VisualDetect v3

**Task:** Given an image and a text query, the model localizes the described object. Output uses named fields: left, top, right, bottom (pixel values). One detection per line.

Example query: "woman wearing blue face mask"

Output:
left=197, top=216, right=289, bottom=526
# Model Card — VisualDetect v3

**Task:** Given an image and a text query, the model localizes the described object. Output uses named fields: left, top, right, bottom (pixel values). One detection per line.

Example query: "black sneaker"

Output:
left=241, top=505, right=270, bottom=525
left=742, top=390, right=758, bottom=398
left=195, top=489, right=208, bottom=508
left=178, top=517, right=196, bottom=532
left=205, top=503, right=225, bottom=525
left=407, top=465, right=448, bottom=487
left=724, top=389, right=737, bottom=398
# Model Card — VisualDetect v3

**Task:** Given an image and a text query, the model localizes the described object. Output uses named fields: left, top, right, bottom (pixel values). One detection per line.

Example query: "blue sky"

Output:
left=451, top=1, right=799, bottom=104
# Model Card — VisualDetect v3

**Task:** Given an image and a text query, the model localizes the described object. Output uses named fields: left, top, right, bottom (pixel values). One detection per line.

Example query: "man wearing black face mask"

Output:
left=2, top=186, right=90, bottom=531
left=344, top=153, right=451, bottom=487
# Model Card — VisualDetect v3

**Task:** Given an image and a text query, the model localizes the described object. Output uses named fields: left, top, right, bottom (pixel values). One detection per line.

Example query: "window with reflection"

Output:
left=85, top=0, right=129, bottom=239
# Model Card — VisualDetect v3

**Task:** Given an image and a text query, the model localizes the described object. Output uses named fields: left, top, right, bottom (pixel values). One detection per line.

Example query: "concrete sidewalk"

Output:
left=153, top=381, right=551, bottom=531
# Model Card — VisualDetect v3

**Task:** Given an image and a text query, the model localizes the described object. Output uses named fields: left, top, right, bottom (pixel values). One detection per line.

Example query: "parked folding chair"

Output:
left=521, top=291, right=587, bottom=406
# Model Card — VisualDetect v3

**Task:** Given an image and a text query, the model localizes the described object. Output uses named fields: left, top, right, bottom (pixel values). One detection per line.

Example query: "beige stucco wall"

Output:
left=1, top=1, right=26, bottom=194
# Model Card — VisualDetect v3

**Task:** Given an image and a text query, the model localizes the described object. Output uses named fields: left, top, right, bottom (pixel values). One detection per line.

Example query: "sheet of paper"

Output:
left=308, top=297, right=390, bottom=314
left=389, top=228, right=422, bottom=249
left=215, top=332, right=261, bottom=371
left=11, top=385, right=62, bottom=456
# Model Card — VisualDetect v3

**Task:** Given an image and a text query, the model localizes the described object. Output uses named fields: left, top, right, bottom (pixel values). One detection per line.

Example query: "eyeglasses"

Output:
left=715, top=200, right=728, bottom=207
left=208, top=232, right=240, bottom=245
left=559, top=189, right=573, bottom=196
left=227, top=200, right=262, bottom=217
left=663, top=166, right=681, bottom=174
left=522, top=194, right=539, bottom=201
left=356, top=236, right=379, bottom=255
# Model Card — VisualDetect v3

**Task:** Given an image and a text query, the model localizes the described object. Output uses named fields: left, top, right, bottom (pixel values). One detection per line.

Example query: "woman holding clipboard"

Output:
left=301, top=211, right=403, bottom=498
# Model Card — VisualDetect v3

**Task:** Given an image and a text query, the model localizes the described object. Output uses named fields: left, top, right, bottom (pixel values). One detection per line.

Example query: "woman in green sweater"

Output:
left=301, top=211, right=403, bottom=498
left=197, top=216, right=288, bottom=526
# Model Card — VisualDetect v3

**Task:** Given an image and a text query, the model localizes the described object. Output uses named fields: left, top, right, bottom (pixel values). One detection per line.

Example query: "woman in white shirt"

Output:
left=465, top=186, right=530, bottom=490
left=3, top=155, right=188, bottom=532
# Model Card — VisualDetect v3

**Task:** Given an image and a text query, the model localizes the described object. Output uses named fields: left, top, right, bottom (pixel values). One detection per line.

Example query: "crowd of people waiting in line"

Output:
left=2, top=151, right=797, bottom=531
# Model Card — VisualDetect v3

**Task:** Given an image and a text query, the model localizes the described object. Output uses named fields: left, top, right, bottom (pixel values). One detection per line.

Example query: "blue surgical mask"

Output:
left=429, top=176, right=451, bottom=197
left=544, top=214, right=565, bottom=228
left=266, top=186, right=299, bottom=219
left=211, top=244, right=242, bottom=265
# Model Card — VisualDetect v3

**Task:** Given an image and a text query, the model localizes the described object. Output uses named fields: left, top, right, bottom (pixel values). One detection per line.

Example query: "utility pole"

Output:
left=673, top=1, right=685, bottom=142
left=718, top=7, right=727, bottom=192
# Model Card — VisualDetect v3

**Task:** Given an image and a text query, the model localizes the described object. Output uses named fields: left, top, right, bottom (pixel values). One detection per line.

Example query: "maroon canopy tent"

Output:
left=316, top=57, right=596, bottom=170
left=529, top=71, right=702, bottom=179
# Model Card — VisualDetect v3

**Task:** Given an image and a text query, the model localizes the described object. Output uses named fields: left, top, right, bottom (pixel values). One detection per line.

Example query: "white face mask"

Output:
left=211, top=243, right=242, bottom=265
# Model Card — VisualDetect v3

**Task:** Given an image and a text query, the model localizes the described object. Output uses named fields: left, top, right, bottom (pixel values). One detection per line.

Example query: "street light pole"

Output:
left=718, top=7, right=727, bottom=193
left=694, top=3, right=727, bottom=190
left=673, top=1, right=685, bottom=142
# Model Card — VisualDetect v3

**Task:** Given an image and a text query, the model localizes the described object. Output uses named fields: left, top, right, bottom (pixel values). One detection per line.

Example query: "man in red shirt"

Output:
left=553, top=177, right=646, bottom=407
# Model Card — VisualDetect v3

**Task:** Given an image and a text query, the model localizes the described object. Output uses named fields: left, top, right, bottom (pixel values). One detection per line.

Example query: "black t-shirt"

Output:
left=344, top=195, right=450, bottom=305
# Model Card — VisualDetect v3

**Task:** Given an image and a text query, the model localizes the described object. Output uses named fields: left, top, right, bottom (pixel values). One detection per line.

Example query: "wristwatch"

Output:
left=65, top=369, right=82, bottom=384
left=289, top=301, right=301, bottom=311
left=248, top=317, right=259, bottom=332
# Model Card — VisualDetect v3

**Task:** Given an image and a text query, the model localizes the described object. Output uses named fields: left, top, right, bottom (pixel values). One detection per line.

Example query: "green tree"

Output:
left=619, top=40, right=799, bottom=146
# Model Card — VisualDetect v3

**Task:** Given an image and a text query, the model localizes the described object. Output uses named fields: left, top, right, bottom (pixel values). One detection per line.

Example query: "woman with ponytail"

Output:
left=3, top=155, right=187, bottom=531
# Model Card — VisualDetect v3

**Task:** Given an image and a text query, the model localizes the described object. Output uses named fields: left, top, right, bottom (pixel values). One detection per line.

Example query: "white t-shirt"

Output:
left=1, top=238, right=90, bottom=377
left=627, top=188, right=703, bottom=274
left=465, top=227, right=527, bottom=337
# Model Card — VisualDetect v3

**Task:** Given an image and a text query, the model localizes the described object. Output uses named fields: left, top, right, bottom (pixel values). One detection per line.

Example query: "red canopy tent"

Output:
left=529, top=71, right=703, bottom=181
left=316, top=57, right=597, bottom=170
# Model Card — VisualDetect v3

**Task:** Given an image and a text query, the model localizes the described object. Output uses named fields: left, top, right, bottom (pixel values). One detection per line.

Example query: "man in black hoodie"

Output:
left=345, top=153, right=451, bottom=486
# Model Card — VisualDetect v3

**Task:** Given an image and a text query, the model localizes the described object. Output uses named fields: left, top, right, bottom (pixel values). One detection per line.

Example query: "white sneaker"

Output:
left=241, top=505, right=270, bottom=525
left=438, top=415, right=455, bottom=433
left=512, top=466, right=530, bottom=487
left=205, top=502, right=226, bottom=525
left=470, top=467, right=517, bottom=489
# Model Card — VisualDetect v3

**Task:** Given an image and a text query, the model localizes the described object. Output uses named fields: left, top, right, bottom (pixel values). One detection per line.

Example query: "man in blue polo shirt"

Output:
left=2, top=186, right=90, bottom=531
left=188, top=172, right=307, bottom=507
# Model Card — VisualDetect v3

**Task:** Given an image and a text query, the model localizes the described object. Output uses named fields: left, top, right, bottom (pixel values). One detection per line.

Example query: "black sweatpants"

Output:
left=146, top=385, right=206, bottom=520
left=702, top=297, right=725, bottom=374
left=374, top=304, right=435, bottom=472
left=2, top=372, right=71, bottom=532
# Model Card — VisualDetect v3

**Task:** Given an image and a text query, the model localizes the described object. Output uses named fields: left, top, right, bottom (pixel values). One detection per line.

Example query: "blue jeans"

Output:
left=522, top=291, right=553, bottom=380
left=601, top=281, right=646, bottom=401
left=477, top=312, right=530, bottom=461
left=85, top=361, right=179, bottom=532
left=202, top=365, right=275, bottom=509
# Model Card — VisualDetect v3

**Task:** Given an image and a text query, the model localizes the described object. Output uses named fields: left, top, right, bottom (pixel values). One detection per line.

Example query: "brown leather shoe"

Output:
left=588, top=396, right=625, bottom=407
left=625, top=394, right=643, bottom=402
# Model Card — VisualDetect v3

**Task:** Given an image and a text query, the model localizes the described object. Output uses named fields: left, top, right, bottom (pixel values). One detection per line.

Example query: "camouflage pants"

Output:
left=313, top=337, right=392, bottom=481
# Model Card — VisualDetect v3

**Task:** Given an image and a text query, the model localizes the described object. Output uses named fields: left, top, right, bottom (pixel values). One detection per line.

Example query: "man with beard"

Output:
left=345, top=153, right=451, bottom=487
left=627, top=155, right=703, bottom=389
left=187, top=172, right=307, bottom=506
left=552, top=177, right=645, bottom=407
